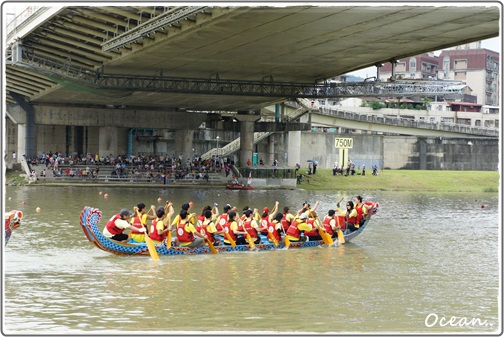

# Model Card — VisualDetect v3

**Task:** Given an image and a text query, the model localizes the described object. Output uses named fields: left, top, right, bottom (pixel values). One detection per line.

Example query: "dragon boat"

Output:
left=5, top=210, right=23, bottom=246
left=80, top=202, right=378, bottom=256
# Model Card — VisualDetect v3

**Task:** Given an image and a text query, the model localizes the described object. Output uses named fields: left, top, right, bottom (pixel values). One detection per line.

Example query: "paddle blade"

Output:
left=284, top=235, right=290, bottom=248
left=318, top=228, right=330, bottom=245
left=145, top=234, right=159, bottom=262
left=337, top=229, right=345, bottom=244
left=245, top=233, right=255, bottom=249
left=207, top=239, right=218, bottom=254
left=268, top=232, right=279, bottom=248
left=326, top=232, right=334, bottom=246
left=166, top=231, right=172, bottom=249
left=224, top=232, right=236, bottom=248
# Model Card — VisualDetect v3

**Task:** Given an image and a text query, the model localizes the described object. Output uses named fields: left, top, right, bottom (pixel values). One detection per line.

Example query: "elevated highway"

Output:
left=5, top=4, right=499, bottom=110
left=311, top=107, right=499, bottom=137
left=4, top=4, right=500, bottom=163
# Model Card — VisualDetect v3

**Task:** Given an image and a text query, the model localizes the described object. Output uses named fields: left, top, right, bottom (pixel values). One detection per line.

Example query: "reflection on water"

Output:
left=3, top=186, right=500, bottom=333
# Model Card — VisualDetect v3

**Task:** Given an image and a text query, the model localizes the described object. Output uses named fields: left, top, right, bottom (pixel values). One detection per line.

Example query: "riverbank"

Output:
left=4, top=169, right=500, bottom=193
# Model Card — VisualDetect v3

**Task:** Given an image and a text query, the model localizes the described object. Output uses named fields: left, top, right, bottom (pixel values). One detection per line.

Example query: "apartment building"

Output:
left=376, top=43, right=500, bottom=106
left=379, top=52, right=439, bottom=80
left=438, top=48, right=499, bottom=105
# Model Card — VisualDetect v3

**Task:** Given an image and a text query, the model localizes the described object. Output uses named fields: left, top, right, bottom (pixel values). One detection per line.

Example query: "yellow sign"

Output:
left=335, top=138, right=353, bottom=149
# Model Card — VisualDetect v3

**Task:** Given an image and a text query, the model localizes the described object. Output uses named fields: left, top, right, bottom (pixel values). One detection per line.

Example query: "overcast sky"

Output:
left=347, top=37, right=501, bottom=78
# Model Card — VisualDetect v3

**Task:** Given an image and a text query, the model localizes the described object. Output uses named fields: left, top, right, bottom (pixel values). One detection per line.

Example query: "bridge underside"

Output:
left=6, top=5, right=499, bottom=111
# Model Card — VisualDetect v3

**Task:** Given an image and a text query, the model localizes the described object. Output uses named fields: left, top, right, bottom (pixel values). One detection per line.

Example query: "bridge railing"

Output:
left=317, top=107, right=499, bottom=137
left=6, top=6, right=51, bottom=40
left=200, top=131, right=272, bottom=161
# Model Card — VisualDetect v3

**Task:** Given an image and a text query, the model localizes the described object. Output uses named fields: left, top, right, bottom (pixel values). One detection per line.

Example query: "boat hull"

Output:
left=226, top=184, right=254, bottom=190
left=4, top=210, right=22, bottom=246
left=80, top=204, right=377, bottom=256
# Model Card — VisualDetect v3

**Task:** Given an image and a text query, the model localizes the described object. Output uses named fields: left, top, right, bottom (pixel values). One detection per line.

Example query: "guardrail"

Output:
left=317, top=107, right=499, bottom=137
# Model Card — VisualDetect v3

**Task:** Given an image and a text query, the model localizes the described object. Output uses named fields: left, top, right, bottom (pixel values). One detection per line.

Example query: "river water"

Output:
left=3, top=185, right=500, bottom=334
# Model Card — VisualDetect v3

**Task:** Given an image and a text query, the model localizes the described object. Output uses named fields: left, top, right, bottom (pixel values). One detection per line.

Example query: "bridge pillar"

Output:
left=99, top=127, right=118, bottom=157
left=287, top=131, right=301, bottom=167
left=16, top=124, right=26, bottom=161
left=175, top=129, right=194, bottom=164
left=235, top=112, right=261, bottom=167
left=268, top=135, right=275, bottom=165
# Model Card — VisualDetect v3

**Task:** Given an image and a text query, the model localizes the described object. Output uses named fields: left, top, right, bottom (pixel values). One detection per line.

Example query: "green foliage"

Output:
left=369, top=101, right=385, bottom=110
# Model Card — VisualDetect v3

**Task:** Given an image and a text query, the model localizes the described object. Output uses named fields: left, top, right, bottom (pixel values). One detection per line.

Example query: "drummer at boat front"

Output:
left=103, top=208, right=144, bottom=243
left=353, top=195, right=369, bottom=226
left=130, top=203, right=157, bottom=243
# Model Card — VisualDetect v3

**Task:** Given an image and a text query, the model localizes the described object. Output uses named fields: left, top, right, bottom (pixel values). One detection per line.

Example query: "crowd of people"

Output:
left=103, top=195, right=374, bottom=249
left=27, top=151, right=239, bottom=183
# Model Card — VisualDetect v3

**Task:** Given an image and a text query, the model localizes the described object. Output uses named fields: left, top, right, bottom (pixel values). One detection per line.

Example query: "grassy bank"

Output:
left=4, top=169, right=500, bottom=193
left=297, top=169, right=499, bottom=193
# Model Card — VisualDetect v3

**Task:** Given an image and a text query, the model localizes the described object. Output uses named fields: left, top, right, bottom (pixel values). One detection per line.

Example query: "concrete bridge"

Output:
left=4, top=4, right=500, bottom=165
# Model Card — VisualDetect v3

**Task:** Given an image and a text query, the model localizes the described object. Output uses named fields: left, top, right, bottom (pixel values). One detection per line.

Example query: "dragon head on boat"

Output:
left=5, top=210, right=23, bottom=245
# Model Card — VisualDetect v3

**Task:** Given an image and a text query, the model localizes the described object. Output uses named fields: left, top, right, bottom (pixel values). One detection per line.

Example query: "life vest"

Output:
left=200, top=219, right=216, bottom=243
left=304, top=219, right=319, bottom=237
left=268, top=220, right=282, bottom=241
left=149, top=218, right=166, bottom=242
left=260, top=215, right=269, bottom=235
left=336, top=215, right=346, bottom=229
left=217, top=214, right=228, bottom=232
left=130, top=215, right=145, bottom=234
left=286, top=219, right=302, bottom=239
left=105, top=214, right=124, bottom=235
left=355, top=204, right=365, bottom=224
left=196, top=215, right=205, bottom=229
left=346, top=210, right=359, bottom=228
left=223, top=220, right=238, bottom=242
left=242, top=219, right=257, bottom=238
left=281, top=214, right=291, bottom=231
left=176, top=221, right=194, bottom=243
left=322, top=216, right=335, bottom=236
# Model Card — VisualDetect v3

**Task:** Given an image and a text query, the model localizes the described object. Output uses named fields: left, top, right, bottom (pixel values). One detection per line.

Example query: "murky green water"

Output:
left=3, top=186, right=500, bottom=334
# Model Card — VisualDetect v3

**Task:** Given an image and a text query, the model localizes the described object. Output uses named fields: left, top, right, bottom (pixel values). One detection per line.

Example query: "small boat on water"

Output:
left=5, top=210, right=23, bottom=246
left=226, top=183, right=254, bottom=190
left=80, top=202, right=379, bottom=256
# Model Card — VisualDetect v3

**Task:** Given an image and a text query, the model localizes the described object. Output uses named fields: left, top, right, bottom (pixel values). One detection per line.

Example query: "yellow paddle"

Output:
left=136, top=210, right=159, bottom=262
left=311, top=213, right=332, bottom=246
left=223, top=227, right=237, bottom=248
left=244, top=232, right=256, bottom=250
left=316, top=220, right=333, bottom=245
left=336, top=215, right=345, bottom=244
left=279, top=221, right=290, bottom=248
left=268, top=231, right=279, bottom=248
left=166, top=230, right=172, bottom=249
left=206, top=237, right=218, bottom=254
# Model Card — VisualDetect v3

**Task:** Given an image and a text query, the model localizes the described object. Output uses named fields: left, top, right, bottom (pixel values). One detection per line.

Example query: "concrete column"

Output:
left=288, top=131, right=301, bottom=167
left=267, top=135, right=275, bottom=165
left=17, top=124, right=26, bottom=161
left=235, top=113, right=260, bottom=167
left=99, top=127, right=117, bottom=157
left=175, top=129, right=194, bottom=163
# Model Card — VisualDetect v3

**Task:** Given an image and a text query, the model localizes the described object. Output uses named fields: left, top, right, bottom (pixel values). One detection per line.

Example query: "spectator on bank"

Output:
left=333, top=162, right=338, bottom=176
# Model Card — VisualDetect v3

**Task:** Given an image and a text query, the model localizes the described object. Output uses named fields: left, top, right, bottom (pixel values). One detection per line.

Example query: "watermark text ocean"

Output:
left=425, top=313, right=492, bottom=328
